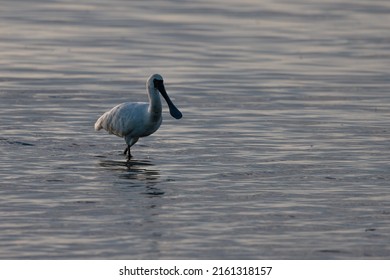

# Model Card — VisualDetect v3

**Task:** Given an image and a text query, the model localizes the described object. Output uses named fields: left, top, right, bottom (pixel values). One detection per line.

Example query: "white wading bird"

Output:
left=94, top=74, right=182, bottom=160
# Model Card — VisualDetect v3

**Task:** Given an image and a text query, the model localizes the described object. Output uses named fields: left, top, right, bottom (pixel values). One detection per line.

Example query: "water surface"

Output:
left=1, top=0, right=390, bottom=259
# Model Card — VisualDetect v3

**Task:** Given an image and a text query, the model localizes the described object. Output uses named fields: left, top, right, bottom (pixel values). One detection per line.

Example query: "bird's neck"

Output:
left=148, top=87, right=162, bottom=118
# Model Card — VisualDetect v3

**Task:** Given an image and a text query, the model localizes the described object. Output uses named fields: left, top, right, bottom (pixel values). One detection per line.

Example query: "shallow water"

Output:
left=1, top=0, right=390, bottom=259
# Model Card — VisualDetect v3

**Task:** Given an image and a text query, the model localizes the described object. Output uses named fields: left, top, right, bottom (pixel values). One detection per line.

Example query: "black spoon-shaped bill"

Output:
left=156, top=82, right=183, bottom=119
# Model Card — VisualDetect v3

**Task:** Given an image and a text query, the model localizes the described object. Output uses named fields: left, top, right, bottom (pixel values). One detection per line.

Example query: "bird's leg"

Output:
left=124, top=145, right=132, bottom=161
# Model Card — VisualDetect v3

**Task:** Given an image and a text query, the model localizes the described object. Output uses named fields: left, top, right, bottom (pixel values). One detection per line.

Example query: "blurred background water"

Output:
left=0, top=0, right=389, bottom=259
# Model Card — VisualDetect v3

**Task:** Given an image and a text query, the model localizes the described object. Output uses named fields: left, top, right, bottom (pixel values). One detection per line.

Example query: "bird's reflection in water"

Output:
left=99, top=158, right=164, bottom=196
left=98, top=157, right=167, bottom=256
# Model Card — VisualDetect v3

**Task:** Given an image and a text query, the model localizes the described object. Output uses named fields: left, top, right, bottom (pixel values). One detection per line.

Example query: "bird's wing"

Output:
left=95, top=102, right=148, bottom=137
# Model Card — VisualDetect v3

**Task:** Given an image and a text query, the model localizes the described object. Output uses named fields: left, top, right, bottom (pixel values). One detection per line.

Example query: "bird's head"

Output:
left=147, top=74, right=182, bottom=119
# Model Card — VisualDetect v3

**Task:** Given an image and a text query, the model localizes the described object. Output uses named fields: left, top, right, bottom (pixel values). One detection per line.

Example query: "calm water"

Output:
left=1, top=0, right=389, bottom=259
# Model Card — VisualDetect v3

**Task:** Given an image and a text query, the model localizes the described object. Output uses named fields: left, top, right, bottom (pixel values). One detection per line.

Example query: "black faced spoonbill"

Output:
left=94, top=74, right=182, bottom=160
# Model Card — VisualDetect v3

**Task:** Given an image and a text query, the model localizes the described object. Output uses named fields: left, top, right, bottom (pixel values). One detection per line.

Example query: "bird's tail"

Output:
left=94, top=115, right=103, bottom=131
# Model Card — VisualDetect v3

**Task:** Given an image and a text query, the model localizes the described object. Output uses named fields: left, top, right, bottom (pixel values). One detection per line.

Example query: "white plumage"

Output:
left=95, top=74, right=182, bottom=159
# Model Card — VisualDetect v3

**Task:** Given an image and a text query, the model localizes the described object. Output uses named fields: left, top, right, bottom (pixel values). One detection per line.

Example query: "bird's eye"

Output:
left=153, top=79, right=163, bottom=88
